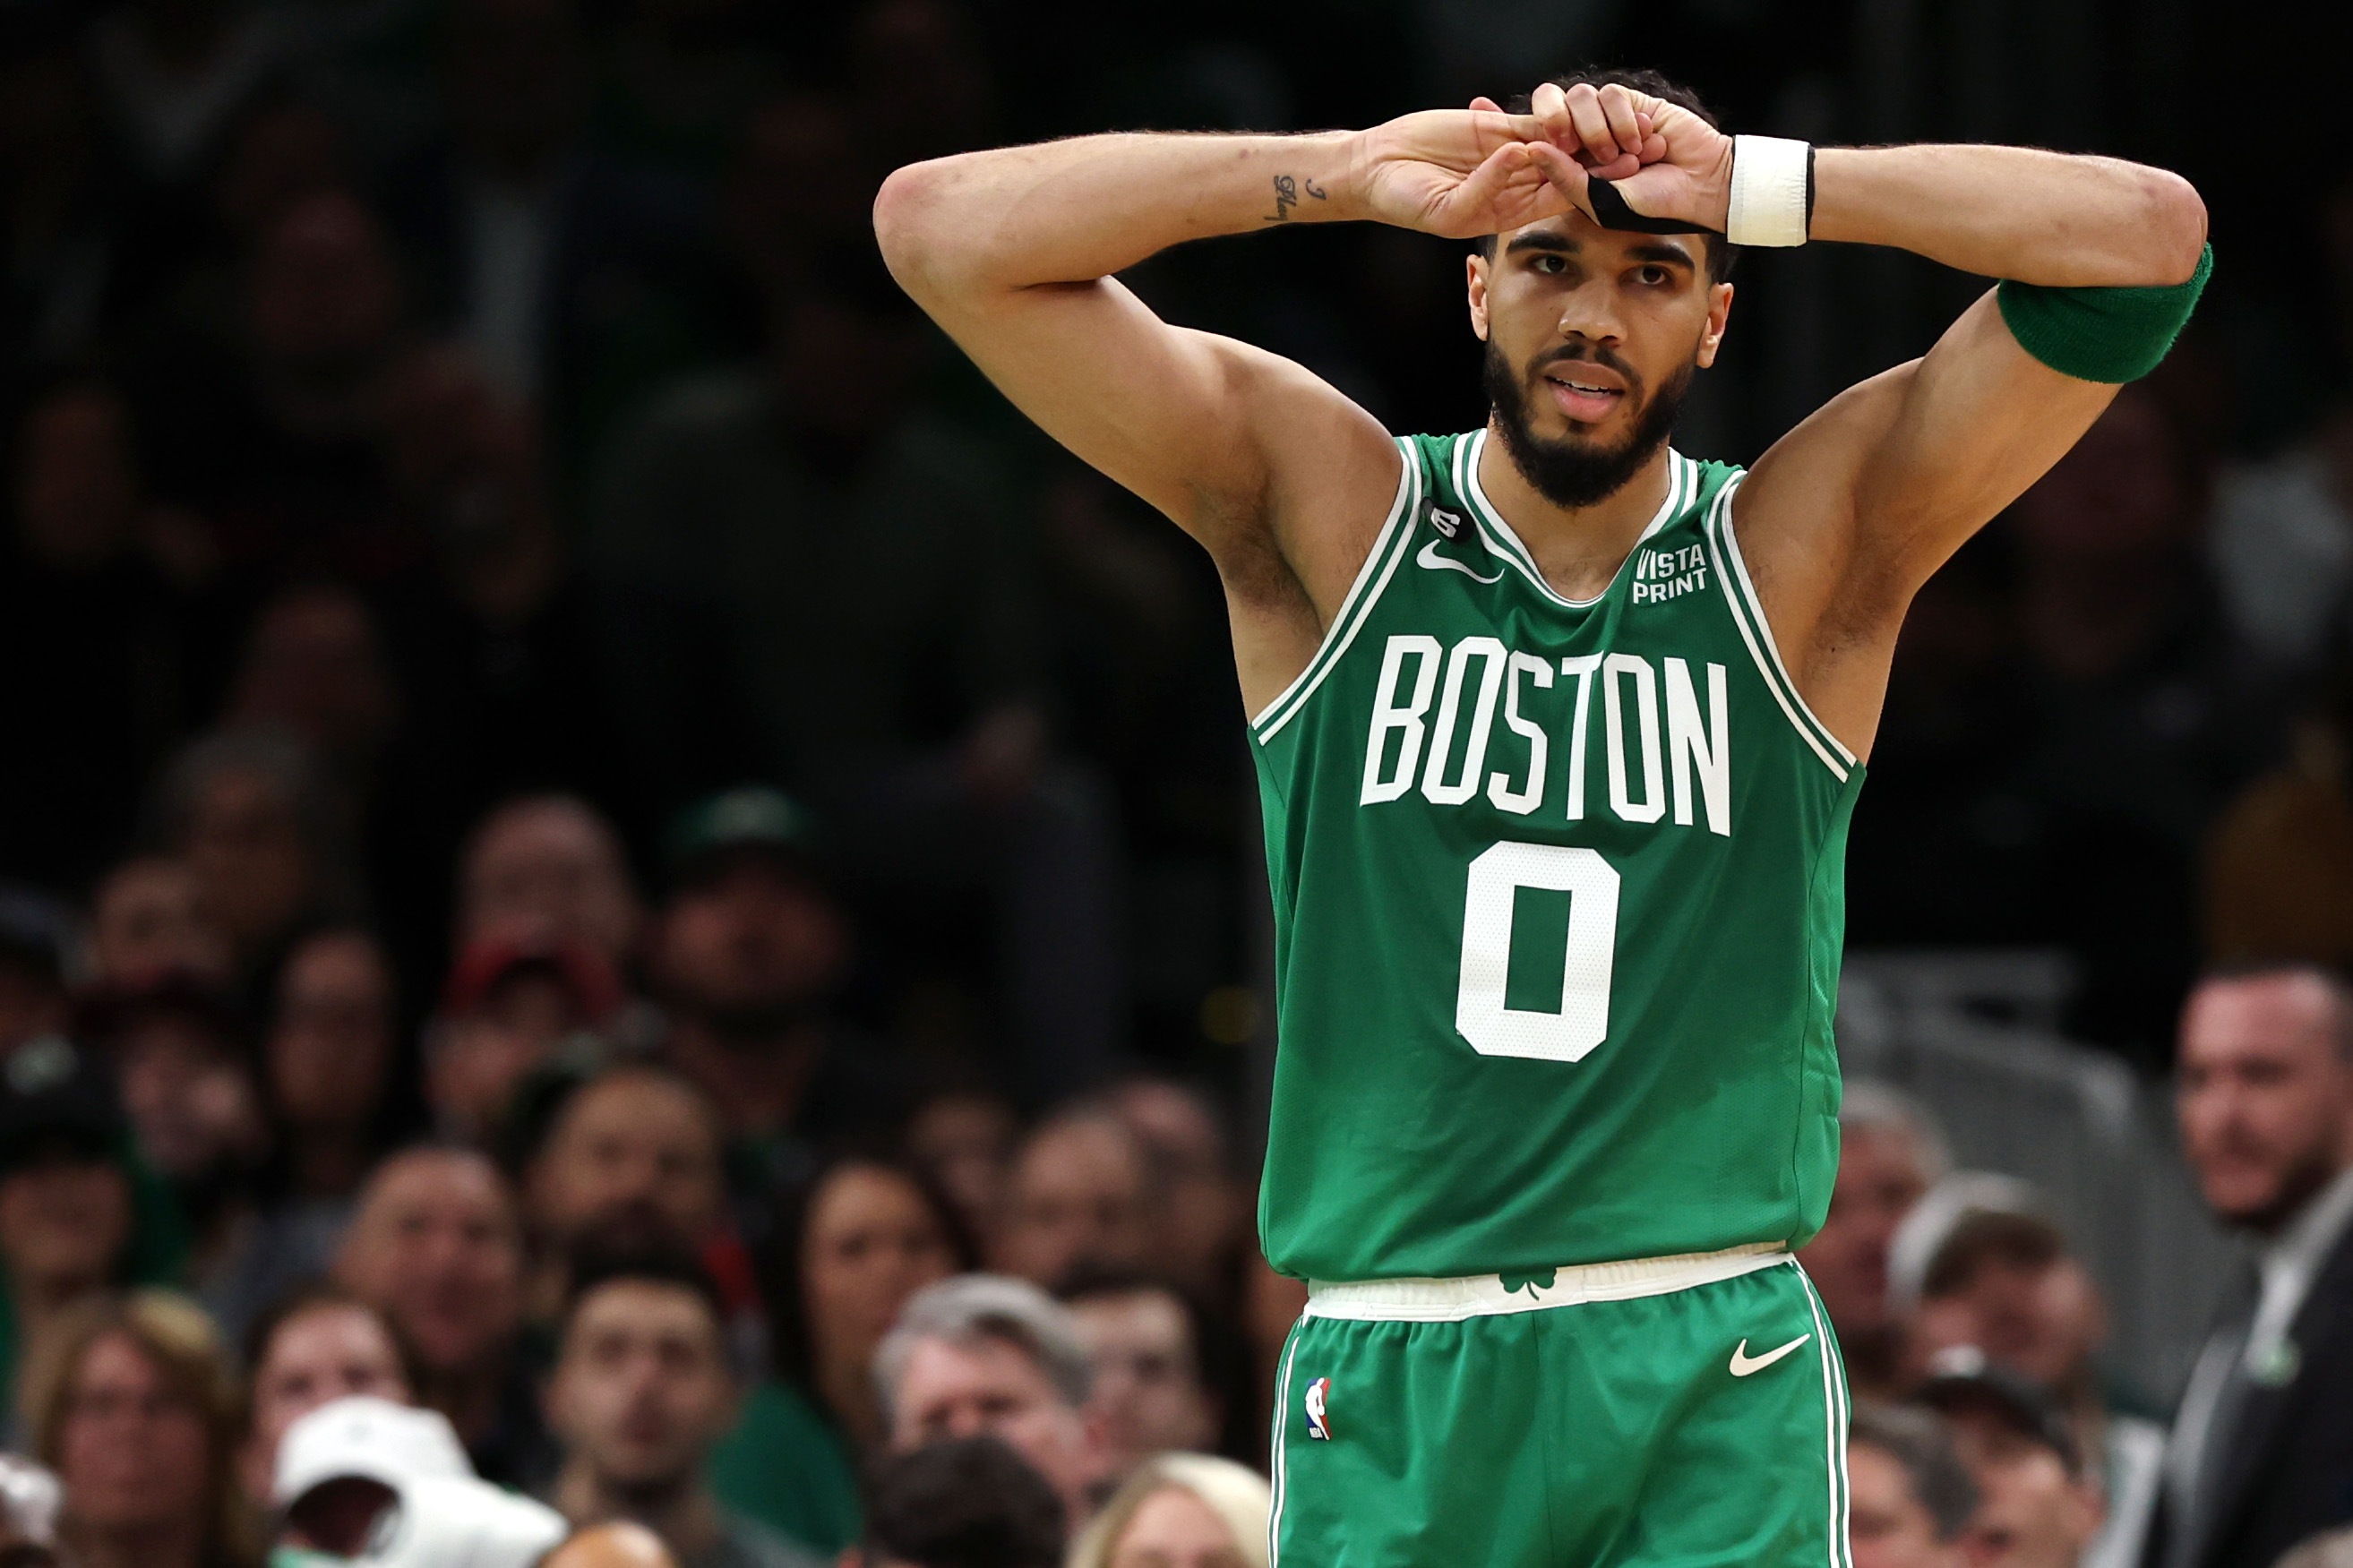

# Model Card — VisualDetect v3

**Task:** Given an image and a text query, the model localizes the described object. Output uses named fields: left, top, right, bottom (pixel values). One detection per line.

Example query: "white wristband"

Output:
left=1726, top=134, right=1812, bottom=247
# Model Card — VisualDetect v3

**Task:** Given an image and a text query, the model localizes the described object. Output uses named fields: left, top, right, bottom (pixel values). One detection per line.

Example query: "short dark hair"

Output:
left=561, top=1246, right=730, bottom=1349
left=1473, top=66, right=1737, bottom=284
left=863, top=1436, right=1065, bottom=1568
left=1849, top=1402, right=1980, bottom=1542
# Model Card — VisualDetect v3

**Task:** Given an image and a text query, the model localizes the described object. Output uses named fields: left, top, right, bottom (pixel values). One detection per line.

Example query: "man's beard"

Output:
left=1483, top=340, right=1692, bottom=510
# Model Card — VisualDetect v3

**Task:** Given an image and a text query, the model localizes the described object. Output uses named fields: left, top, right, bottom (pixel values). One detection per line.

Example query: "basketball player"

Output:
left=874, top=70, right=2206, bottom=1566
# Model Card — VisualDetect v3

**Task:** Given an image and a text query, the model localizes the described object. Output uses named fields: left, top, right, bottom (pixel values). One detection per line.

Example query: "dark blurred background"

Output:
left=2, top=0, right=2353, bottom=1559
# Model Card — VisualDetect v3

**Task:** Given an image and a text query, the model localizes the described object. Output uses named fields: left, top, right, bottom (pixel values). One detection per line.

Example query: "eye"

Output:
left=1635, top=264, right=1670, bottom=286
left=1533, top=254, right=1565, bottom=274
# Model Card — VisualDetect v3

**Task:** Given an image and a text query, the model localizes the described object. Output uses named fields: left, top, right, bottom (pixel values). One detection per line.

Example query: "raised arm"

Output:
left=1524, top=83, right=2207, bottom=754
left=873, top=114, right=1610, bottom=708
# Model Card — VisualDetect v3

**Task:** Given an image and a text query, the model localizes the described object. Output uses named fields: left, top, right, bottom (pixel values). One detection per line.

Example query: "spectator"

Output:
left=130, top=189, right=416, bottom=583
left=1060, top=1272, right=1223, bottom=1482
left=226, top=584, right=400, bottom=788
left=1102, top=1079, right=1243, bottom=1301
left=76, top=981, right=272, bottom=1330
left=1922, top=1355, right=2107, bottom=1568
left=146, top=728, right=349, bottom=986
left=708, top=1153, right=970, bottom=1558
left=21, top=1290, right=254, bottom=1568
left=543, top=1253, right=827, bottom=1568
left=0, top=893, right=73, bottom=1058
left=1799, top=1081, right=1948, bottom=1401
left=588, top=244, right=1125, bottom=1100
left=1068, top=1452, right=1270, bottom=1568
left=236, top=1281, right=416, bottom=1504
left=0, top=1037, right=181, bottom=1427
left=992, top=1109, right=1153, bottom=1290
left=1893, top=1178, right=2165, bottom=1568
left=2152, top=964, right=2353, bottom=1568
left=1848, top=1403, right=1979, bottom=1568
left=765, top=1153, right=971, bottom=1451
left=458, top=795, right=644, bottom=969
left=270, top=1395, right=566, bottom=1565
left=262, top=926, right=402, bottom=1205
left=85, top=859, right=231, bottom=992
left=874, top=1275, right=1107, bottom=1534
left=649, top=789, right=901, bottom=1202
left=903, top=1089, right=1018, bottom=1250
left=333, top=1145, right=553, bottom=1487
left=520, top=1065, right=731, bottom=1327
left=378, top=0, right=710, bottom=454
left=851, top=1436, right=1064, bottom=1568
left=426, top=940, right=624, bottom=1145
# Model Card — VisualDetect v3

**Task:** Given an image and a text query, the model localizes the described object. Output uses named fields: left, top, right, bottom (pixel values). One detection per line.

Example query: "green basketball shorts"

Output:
left=1268, top=1245, right=1853, bottom=1567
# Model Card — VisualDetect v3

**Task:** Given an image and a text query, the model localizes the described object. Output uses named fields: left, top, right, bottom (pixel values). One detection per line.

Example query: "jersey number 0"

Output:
left=1455, top=841, right=1620, bottom=1062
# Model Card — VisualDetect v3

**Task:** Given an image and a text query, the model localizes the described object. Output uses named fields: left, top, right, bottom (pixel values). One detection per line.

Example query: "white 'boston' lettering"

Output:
left=1665, top=657, right=1731, bottom=836
left=1486, top=652, right=1554, bottom=816
left=1559, top=655, right=1602, bottom=820
left=1603, top=653, right=1666, bottom=824
left=1421, top=637, right=1509, bottom=805
left=1359, top=635, right=1442, bottom=804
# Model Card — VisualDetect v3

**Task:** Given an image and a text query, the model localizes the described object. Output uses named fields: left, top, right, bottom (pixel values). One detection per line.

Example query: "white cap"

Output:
left=1885, top=1172, right=2053, bottom=1313
left=361, top=1476, right=568, bottom=1568
left=0, top=1455, right=61, bottom=1544
left=274, top=1398, right=566, bottom=1568
left=273, top=1397, right=475, bottom=1506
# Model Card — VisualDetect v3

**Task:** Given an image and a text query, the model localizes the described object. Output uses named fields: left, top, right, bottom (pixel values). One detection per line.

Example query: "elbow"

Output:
left=2136, top=167, right=2208, bottom=285
left=872, top=159, right=948, bottom=288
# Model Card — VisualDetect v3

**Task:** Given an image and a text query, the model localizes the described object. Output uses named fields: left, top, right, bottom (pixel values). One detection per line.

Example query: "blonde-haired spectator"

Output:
left=1069, top=1453, right=1270, bottom=1568
left=21, top=1290, right=254, bottom=1568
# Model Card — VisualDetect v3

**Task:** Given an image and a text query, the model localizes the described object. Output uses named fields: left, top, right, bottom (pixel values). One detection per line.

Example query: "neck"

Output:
left=14, top=1263, right=112, bottom=1334
left=288, top=1122, right=375, bottom=1197
left=423, top=1354, right=510, bottom=1446
left=554, top=1461, right=722, bottom=1560
left=814, top=1343, right=882, bottom=1451
left=663, top=1016, right=822, bottom=1139
left=64, top=1518, right=207, bottom=1568
left=1475, top=424, right=1674, bottom=601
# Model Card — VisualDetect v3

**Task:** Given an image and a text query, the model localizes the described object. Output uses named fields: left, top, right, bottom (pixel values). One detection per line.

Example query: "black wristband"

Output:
left=1584, top=176, right=1718, bottom=236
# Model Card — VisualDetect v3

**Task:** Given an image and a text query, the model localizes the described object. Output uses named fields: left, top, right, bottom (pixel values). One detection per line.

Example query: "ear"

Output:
left=1466, top=252, right=1492, bottom=343
left=1696, top=280, right=1734, bottom=369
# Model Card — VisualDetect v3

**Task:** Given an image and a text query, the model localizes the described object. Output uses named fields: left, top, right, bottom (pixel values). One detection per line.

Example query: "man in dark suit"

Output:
left=2149, top=964, right=2353, bottom=1568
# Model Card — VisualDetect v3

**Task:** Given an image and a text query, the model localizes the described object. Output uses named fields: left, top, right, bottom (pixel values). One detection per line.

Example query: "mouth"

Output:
left=1541, top=366, right=1627, bottom=424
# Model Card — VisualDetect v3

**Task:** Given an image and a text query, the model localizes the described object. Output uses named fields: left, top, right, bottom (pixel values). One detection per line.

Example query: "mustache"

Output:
left=1525, top=343, right=1645, bottom=400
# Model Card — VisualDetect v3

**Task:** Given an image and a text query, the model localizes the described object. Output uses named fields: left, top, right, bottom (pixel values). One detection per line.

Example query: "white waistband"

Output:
left=1303, top=1243, right=1792, bottom=1322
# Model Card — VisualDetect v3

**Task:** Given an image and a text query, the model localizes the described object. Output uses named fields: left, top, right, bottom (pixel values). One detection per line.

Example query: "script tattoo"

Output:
left=1266, top=174, right=1328, bottom=222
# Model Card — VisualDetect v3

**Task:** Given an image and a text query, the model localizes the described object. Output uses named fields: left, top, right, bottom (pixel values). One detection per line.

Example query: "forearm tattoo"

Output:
left=1266, top=174, right=1328, bottom=222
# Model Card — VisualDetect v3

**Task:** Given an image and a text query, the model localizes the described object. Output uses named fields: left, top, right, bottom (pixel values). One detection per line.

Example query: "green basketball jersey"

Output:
left=1250, top=429, right=1861, bottom=1283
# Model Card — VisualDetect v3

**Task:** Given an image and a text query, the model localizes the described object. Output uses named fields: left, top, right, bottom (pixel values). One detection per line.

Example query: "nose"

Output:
left=1552, top=278, right=1627, bottom=346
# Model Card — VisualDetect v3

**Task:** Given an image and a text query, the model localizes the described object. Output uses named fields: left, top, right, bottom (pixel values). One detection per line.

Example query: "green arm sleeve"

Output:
left=1996, top=243, right=2212, bottom=383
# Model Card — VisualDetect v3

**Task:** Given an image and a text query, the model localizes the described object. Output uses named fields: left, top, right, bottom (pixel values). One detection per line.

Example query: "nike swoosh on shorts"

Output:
left=1728, top=1333, right=1813, bottom=1376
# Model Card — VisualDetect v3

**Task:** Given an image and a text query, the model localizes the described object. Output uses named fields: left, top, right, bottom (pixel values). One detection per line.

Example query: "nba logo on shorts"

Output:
left=1304, top=1376, right=1333, bottom=1440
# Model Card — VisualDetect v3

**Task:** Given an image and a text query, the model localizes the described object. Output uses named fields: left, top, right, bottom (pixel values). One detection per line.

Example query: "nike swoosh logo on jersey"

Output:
left=1415, top=539, right=1504, bottom=583
left=1728, top=1334, right=1812, bottom=1376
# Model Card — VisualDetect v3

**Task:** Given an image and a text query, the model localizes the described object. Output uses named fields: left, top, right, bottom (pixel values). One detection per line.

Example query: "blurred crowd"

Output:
left=0, top=0, right=2349, bottom=1562
left=1809, top=961, right=2353, bottom=1568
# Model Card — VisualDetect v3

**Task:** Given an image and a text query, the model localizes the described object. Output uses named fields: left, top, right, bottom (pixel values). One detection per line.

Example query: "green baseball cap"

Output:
left=662, top=785, right=824, bottom=886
